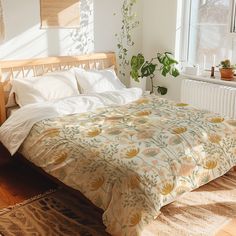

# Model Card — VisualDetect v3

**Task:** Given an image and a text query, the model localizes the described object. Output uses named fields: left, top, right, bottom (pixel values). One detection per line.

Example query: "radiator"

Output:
left=181, top=79, right=236, bottom=119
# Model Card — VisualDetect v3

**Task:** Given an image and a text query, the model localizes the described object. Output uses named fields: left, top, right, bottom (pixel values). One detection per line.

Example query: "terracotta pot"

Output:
left=220, top=68, right=234, bottom=81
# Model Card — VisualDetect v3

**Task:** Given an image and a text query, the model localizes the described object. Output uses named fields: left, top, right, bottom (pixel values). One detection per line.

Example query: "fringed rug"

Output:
left=144, top=170, right=236, bottom=236
left=0, top=189, right=110, bottom=236
left=0, top=171, right=236, bottom=236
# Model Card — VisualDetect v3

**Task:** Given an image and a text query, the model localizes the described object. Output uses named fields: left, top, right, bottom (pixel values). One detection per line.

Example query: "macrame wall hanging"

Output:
left=0, top=0, right=5, bottom=42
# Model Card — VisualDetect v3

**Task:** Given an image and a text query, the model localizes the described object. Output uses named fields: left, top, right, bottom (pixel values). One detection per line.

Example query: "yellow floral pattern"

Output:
left=130, top=213, right=141, bottom=227
left=204, top=160, right=218, bottom=170
left=54, top=152, right=68, bottom=165
left=87, top=128, right=102, bottom=137
left=176, top=103, right=189, bottom=107
left=172, top=127, right=187, bottom=134
left=136, top=110, right=152, bottom=116
left=21, top=95, right=236, bottom=236
left=90, top=177, right=105, bottom=191
left=126, top=148, right=140, bottom=159
left=208, top=134, right=221, bottom=144
left=160, top=183, right=174, bottom=195
left=208, top=117, right=224, bottom=123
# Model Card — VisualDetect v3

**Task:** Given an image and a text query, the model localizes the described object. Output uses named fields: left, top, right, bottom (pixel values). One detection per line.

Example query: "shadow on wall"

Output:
left=67, top=0, right=94, bottom=55
left=0, top=0, right=94, bottom=60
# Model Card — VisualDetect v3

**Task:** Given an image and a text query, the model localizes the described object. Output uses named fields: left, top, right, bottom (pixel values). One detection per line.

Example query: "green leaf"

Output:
left=166, top=54, right=178, bottom=65
left=171, top=68, right=180, bottom=77
left=161, top=65, right=171, bottom=77
left=130, top=54, right=145, bottom=79
left=162, top=57, right=170, bottom=66
left=157, top=86, right=168, bottom=95
left=131, top=54, right=145, bottom=70
left=130, top=70, right=139, bottom=81
left=141, top=63, right=157, bottom=77
left=167, top=57, right=178, bottom=65
left=157, top=54, right=165, bottom=64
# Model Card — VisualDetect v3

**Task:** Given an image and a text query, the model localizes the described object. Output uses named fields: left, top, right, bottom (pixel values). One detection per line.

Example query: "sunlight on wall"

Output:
left=0, top=0, right=94, bottom=60
left=0, top=0, right=142, bottom=87
left=0, top=24, right=49, bottom=59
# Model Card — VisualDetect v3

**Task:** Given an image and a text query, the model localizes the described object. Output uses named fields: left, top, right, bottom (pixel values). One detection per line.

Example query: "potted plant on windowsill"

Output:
left=130, top=52, right=179, bottom=95
left=219, top=59, right=235, bottom=81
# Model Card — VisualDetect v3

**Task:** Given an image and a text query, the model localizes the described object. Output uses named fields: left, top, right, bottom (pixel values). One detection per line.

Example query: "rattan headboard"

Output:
left=0, top=52, right=117, bottom=124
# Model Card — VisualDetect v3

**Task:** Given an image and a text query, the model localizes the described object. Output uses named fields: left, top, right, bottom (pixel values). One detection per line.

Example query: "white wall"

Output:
left=0, top=0, right=125, bottom=58
left=93, top=0, right=143, bottom=85
left=0, top=0, right=93, bottom=59
left=0, top=0, right=123, bottom=58
left=0, top=0, right=181, bottom=98
left=0, top=0, right=142, bottom=85
left=142, top=0, right=182, bottom=101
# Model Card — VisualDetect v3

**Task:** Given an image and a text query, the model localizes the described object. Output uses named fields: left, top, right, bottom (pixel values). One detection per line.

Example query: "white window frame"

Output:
left=230, top=0, right=236, bottom=33
left=175, top=0, right=191, bottom=64
left=177, top=0, right=236, bottom=68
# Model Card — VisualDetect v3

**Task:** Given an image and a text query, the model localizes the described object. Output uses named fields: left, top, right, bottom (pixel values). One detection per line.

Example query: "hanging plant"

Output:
left=116, top=0, right=139, bottom=78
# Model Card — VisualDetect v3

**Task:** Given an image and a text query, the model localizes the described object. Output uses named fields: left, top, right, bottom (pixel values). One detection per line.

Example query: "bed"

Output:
left=0, top=52, right=236, bottom=236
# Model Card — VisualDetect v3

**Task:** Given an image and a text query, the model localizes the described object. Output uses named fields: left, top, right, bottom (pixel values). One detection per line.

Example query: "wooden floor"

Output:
left=0, top=144, right=236, bottom=236
left=0, top=144, right=57, bottom=208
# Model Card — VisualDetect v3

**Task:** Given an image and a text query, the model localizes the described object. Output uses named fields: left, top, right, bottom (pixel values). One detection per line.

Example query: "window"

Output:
left=230, top=0, right=236, bottom=33
left=180, top=0, right=236, bottom=70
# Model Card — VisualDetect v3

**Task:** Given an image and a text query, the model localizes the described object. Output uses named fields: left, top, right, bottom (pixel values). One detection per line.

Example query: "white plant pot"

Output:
left=130, top=77, right=147, bottom=93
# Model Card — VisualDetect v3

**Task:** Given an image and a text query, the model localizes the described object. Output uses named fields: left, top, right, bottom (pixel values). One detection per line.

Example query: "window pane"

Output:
left=188, top=0, right=232, bottom=70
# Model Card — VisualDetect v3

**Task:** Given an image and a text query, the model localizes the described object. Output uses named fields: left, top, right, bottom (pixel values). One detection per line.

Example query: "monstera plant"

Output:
left=130, top=52, right=180, bottom=95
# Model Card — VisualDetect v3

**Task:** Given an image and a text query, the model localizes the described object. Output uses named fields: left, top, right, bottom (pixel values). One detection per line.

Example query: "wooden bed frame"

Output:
left=0, top=52, right=117, bottom=219
left=0, top=52, right=117, bottom=125
left=0, top=52, right=235, bottom=174
left=0, top=53, right=236, bottom=236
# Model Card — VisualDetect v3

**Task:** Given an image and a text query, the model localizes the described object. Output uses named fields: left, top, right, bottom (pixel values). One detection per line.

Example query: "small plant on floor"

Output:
left=130, top=52, right=180, bottom=95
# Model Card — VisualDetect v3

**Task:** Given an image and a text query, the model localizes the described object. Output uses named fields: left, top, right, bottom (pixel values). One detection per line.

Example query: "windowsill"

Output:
left=181, top=73, right=236, bottom=88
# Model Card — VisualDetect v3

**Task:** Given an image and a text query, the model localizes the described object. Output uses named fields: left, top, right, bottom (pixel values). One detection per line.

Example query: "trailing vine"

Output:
left=116, top=0, right=139, bottom=78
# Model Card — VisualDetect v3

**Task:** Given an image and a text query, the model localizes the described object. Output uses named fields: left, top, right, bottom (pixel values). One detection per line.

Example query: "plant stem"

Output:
left=150, top=76, right=154, bottom=94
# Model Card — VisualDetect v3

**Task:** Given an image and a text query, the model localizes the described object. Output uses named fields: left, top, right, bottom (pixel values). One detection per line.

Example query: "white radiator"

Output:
left=181, top=79, right=236, bottom=119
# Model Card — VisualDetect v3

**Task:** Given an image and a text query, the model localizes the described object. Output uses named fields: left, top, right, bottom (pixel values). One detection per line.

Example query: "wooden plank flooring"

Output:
left=0, top=144, right=236, bottom=235
left=0, top=144, right=57, bottom=208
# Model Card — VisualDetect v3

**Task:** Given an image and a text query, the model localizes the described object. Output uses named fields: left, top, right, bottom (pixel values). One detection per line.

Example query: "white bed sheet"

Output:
left=0, top=88, right=142, bottom=155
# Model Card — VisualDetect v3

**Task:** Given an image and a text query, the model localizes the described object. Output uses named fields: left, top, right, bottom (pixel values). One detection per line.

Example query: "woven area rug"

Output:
left=0, top=189, right=110, bottom=236
left=144, top=170, right=236, bottom=236
left=0, top=171, right=236, bottom=236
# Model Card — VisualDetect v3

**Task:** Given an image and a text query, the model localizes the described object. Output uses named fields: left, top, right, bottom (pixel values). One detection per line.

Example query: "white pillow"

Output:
left=73, top=67, right=126, bottom=93
left=12, top=70, right=79, bottom=107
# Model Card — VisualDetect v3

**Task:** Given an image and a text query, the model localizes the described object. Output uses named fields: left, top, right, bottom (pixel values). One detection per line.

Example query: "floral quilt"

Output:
left=20, top=95, right=236, bottom=236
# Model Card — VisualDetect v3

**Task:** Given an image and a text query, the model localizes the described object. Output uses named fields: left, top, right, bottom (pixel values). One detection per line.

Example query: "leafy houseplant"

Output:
left=130, top=52, right=180, bottom=95
left=219, top=59, right=235, bottom=81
